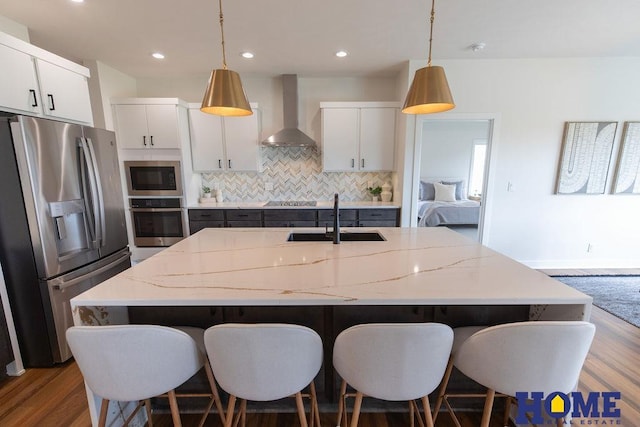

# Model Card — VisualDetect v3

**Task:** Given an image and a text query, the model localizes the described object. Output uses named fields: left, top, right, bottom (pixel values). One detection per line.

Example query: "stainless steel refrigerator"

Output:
left=0, top=115, right=131, bottom=366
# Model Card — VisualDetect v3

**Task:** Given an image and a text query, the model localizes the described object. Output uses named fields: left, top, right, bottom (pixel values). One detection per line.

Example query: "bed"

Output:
left=417, top=179, right=481, bottom=227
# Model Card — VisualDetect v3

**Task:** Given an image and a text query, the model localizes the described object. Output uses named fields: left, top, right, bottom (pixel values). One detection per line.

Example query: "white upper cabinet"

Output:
left=36, top=59, right=93, bottom=124
left=0, top=32, right=93, bottom=125
left=321, top=102, right=398, bottom=172
left=321, top=108, right=359, bottom=171
left=113, top=103, right=181, bottom=149
left=0, top=43, right=41, bottom=115
left=188, top=103, right=261, bottom=172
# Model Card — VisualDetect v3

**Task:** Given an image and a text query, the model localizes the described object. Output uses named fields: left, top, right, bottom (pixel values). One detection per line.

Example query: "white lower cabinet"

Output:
left=321, top=102, right=398, bottom=172
left=188, top=103, right=261, bottom=172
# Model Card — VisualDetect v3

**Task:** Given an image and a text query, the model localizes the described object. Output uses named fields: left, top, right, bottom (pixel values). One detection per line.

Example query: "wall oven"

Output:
left=125, top=160, right=182, bottom=197
left=130, top=198, right=186, bottom=247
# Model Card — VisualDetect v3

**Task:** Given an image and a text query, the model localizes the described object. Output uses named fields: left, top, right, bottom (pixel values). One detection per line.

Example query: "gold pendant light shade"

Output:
left=402, top=66, right=454, bottom=114
left=402, top=0, right=455, bottom=115
left=200, top=0, right=252, bottom=116
left=201, top=69, right=252, bottom=116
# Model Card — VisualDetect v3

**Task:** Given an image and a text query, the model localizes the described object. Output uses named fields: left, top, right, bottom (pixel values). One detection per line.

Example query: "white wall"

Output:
left=88, top=61, right=137, bottom=131
left=420, top=120, right=489, bottom=183
left=404, top=57, right=640, bottom=268
left=0, top=15, right=29, bottom=42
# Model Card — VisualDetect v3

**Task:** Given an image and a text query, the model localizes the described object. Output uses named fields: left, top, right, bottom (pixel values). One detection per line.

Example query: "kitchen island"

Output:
left=72, top=226, right=590, bottom=318
left=71, top=226, right=591, bottom=425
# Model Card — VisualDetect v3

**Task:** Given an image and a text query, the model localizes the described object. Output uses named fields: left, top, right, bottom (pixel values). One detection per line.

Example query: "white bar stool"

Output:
left=204, top=323, right=323, bottom=427
left=333, top=322, right=454, bottom=427
left=67, top=325, right=225, bottom=427
left=440, top=321, right=596, bottom=427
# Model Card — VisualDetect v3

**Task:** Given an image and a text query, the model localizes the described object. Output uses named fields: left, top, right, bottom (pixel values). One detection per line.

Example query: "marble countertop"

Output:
left=189, top=201, right=399, bottom=209
left=71, top=227, right=591, bottom=308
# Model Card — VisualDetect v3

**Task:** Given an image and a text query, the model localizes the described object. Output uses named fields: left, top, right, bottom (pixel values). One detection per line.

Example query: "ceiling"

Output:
left=1, top=0, right=640, bottom=79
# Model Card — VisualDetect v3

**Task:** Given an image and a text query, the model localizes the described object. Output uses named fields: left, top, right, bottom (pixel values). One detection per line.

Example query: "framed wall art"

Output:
left=612, top=121, right=640, bottom=194
left=555, top=121, right=617, bottom=195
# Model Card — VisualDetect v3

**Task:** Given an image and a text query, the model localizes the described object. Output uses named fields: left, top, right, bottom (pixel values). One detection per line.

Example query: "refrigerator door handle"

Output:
left=78, top=138, right=102, bottom=248
left=85, top=138, right=106, bottom=247
left=52, top=250, right=131, bottom=291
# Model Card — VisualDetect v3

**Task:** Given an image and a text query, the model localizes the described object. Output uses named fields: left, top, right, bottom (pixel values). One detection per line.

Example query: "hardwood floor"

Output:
left=0, top=306, right=637, bottom=426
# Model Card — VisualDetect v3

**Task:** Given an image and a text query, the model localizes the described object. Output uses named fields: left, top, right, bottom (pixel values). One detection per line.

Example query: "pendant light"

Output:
left=201, top=0, right=252, bottom=116
left=402, top=0, right=455, bottom=114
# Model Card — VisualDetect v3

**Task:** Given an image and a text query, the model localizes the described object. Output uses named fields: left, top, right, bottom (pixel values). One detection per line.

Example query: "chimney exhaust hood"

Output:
left=262, top=74, right=317, bottom=148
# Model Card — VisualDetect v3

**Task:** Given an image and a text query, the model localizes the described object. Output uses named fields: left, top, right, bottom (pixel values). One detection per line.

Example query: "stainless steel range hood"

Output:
left=262, top=74, right=316, bottom=148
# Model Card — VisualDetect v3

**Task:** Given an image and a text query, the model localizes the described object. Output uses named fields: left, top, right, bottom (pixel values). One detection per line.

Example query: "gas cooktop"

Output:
left=264, top=201, right=317, bottom=207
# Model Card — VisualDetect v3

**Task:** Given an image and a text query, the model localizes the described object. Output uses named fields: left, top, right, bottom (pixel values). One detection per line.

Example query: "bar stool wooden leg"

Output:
left=204, top=361, right=226, bottom=425
left=422, top=396, right=434, bottom=427
left=144, top=399, right=153, bottom=426
left=432, top=357, right=453, bottom=423
left=295, top=391, right=309, bottom=427
left=167, top=389, right=182, bottom=427
left=98, top=398, right=109, bottom=427
left=309, top=381, right=321, bottom=427
left=350, top=391, right=364, bottom=427
left=225, top=395, right=237, bottom=427
left=503, top=396, right=513, bottom=427
left=337, top=379, right=347, bottom=427
left=480, top=389, right=495, bottom=427
left=239, top=399, right=247, bottom=427
left=409, top=399, right=415, bottom=427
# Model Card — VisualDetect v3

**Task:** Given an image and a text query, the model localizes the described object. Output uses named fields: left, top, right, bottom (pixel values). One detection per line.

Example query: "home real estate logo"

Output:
left=515, top=391, right=621, bottom=425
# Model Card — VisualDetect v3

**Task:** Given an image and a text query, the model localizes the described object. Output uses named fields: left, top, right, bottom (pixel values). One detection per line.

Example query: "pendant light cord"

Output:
left=427, top=0, right=435, bottom=67
left=218, top=0, right=228, bottom=70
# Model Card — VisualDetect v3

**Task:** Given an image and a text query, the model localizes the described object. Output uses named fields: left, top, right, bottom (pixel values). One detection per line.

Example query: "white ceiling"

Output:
left=1, top=0, right=640, bottom=79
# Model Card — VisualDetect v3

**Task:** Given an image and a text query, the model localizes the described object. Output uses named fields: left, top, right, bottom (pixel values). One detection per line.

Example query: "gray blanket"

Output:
left=417, top=200, right=480, bottom=227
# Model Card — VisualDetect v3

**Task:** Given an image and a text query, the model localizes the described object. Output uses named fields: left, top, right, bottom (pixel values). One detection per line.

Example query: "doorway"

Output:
left=409, top=114, right=498, bottom=243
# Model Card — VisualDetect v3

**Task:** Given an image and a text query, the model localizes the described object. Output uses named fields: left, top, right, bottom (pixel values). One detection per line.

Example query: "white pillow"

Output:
left=434, top=182, right=457, bottom=202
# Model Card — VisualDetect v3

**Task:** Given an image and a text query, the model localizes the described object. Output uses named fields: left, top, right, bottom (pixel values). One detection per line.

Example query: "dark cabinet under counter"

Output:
left=188, top=206, right=400, bottom=234
left=358, top=208, right=399, bottom=227
left=263, top=209, right=317, bottom=227
left=318, top=209, right=357, bottom=228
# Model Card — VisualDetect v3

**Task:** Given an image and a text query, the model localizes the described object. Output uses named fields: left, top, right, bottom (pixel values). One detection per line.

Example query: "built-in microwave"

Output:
left=124, top=160, right=182, bottom=196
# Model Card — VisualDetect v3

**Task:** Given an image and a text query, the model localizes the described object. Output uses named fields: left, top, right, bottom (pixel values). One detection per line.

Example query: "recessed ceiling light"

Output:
left=70, top=0, right=84, bottom=3
left=152, top=52, right=165, bottom=59
left=335, top=50, right=348, bottom=58
left=241, top=52, right=254, bottom=59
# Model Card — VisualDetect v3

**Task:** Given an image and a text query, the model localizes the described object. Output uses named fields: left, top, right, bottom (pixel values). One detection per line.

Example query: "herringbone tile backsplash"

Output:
left=201, top=147, right=393, bottom=202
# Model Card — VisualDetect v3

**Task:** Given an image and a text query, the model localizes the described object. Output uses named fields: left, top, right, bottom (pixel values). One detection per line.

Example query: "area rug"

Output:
left=552, top=276, right=640, bottom=328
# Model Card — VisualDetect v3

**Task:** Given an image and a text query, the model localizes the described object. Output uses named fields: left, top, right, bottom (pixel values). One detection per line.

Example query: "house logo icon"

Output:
left=550, top=394, right=565, bottom=414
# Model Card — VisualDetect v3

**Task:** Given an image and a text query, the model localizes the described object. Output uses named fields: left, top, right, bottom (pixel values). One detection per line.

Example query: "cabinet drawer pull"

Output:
left=29, top=89, right=38, bottom=107
left=218, top=159, right=222, bottom=169
left=47, top=94, right=55, bottom=111
left=238, top=214, right=249, bottom=218
left=228, top=159, right=232, bottom=169
left=362, top=158, right=365, bottom=168
left=150, top=135, right=154, bottom=146
left=351, top=158, right=355, bottom=168
left=143, top=136, right=147, bottom=146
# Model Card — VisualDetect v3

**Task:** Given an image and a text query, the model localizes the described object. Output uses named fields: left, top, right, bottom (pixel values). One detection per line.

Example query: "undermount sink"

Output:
left=287, top=232, right=386, bottom=242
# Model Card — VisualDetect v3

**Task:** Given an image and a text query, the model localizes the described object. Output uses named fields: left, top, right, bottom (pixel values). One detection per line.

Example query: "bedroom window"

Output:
left=469, top=140, right=487, bottom=197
